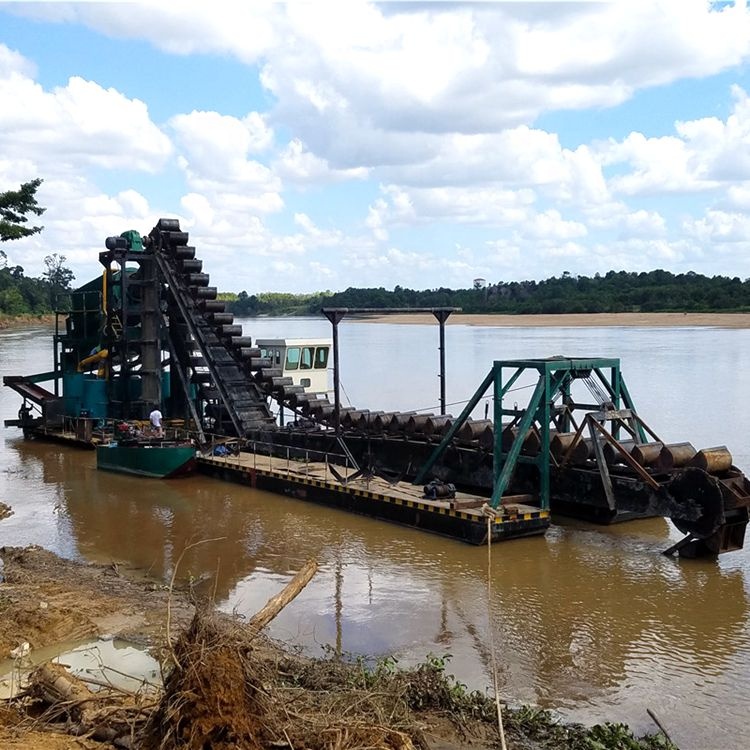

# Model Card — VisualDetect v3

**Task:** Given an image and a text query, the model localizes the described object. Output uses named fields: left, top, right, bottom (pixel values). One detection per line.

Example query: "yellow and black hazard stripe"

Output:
left=198, top=455, right=549, bottom=527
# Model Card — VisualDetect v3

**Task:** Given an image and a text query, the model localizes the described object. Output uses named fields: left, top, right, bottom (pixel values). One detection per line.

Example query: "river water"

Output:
left=1, top=319, right=749, bottom=750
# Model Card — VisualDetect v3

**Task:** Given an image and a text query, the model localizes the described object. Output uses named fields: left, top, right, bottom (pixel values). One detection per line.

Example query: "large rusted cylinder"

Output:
left=231, top=336, right=253, bottom=348
left=298, top=396, right=320, bottom=414
left=373, top=412, right=398, bottom=432
left=603, top=439, right=637, bottom=465
left=458, top=419, right=492, bottom=443
left=193, top=286, right=217, bottom=300
left=180, top=259, right=203, bottom=273
left=406, top=413, right=434, bottom=435
left=257, top=366, right=281, bottom=380
left=631, top=442, right=664, bottom=466
left=270, top=376, right=293, bottom=390
left=161, top=231, right=190, bottom=252
left=174, top=245, right=196, bottom=260
left=322, top=406, right=353, bottom=425
left=165, top=230, right=189, bottom=246
left=550, top=432, right=590, bottom=464
left=358, top=411, right=384, bottom=431
left=200, top=300, right=225, bottom=313
left=658, top=442, right=697, bottom=470
left=311, top=404, right=335, bottom=420
left=246, top=356, right=271, bottom=370
left=280, top=384, right=304, bottom=397
left=188, top=273, right=209, bottom=287
left=287, top=391, right=312, bottom=408
left=689, top=446, right=733, bottom=473
left=239, top=347, right=262, bottom=360
left=309, top=399, right=332, bottom=417
left=388, top=412, right=416, bottom=434
left=504, top=426, right=543, bottom=456
left=424, top=415, right=453, bottom=437
left=478, top=425, right=495, bottom=451
left=210, top=312, right=234, bottom=325
left=219, top=324, right=242, bottom=337
left=343, top=410, right=368, bottom=429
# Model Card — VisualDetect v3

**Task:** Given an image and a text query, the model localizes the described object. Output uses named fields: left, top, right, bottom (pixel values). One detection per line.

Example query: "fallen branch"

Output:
left=246, top=558, right=318, bottom=638
left=647, top=707, right=679, bottom=748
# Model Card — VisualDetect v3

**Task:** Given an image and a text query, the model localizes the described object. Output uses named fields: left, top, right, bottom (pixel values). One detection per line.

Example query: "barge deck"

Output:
left=198, top=450, right=549, bottom=545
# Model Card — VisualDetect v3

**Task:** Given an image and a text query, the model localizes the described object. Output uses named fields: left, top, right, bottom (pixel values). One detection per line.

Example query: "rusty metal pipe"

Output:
left=458, top=419, right=493, bottom=442
left=631, top=441, right=664, bottom=466
left=658, top=442, right=697, bottom=470
left=689, top=446, right=733, bottom=473
left=424, top=415, right=453, bottom=437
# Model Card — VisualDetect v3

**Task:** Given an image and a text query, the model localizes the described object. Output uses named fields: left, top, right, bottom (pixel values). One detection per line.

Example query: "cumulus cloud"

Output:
left=601, top=86, right=750, bottom=195
left=4, top=3, right=750, bottom=290
left=275, top=138, right=369, bottom=185
left=170, top=110, right=283, bottom=215
left=0, top=55, right=171, bottom=175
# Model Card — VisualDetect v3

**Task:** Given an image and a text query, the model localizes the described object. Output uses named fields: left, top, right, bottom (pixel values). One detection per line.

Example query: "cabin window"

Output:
left=285, top=347, right=300, bottom=370
left=314, top=347, right=329, bottom=369
left=300, top=346, right=314, bottom=370
left=274, top=349, right=281, bottom=366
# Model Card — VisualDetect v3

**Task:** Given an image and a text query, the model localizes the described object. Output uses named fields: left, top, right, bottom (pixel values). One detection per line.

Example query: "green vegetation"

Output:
left=228, top=270, right=750, bottom=317
left=0, top=178, right=45, bottom=242
left=293, top=650, right=677, bottom=750
left=0, top=180, right=75, bottom=317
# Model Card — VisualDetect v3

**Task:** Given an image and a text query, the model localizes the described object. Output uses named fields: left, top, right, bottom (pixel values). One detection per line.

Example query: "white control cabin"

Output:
left=256, top=338, right=331, bottom=393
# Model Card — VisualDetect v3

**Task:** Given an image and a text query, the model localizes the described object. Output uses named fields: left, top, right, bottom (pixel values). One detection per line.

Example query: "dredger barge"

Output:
left=4, top=219, right=750, bottom=557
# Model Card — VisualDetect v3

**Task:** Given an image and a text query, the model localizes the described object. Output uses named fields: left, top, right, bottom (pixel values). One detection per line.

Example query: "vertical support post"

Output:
left=539, top=366, right=551, bottom=511
left=322, top=309, right=346, bottom=435
left=432, top=310, right=453, bottom=416
left=491, top=376, right=547, bottom=508
left=53, top=311, right=60, bottom=397
left=493, top=363, right=503, bottom=485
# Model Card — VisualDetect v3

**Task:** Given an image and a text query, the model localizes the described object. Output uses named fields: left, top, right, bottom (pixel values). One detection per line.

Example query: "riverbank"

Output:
left=0, top=313, right=55, bottom=330
left=0, top=540, right=675, bottom=750
left=352, top=311, right=750, bottom=328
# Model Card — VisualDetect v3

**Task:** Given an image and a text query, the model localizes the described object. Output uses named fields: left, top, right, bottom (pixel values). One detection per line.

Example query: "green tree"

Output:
left=42, top=253, right=74, bottom=305
left=0, top=179, right=45, bottom=242
left=0, top=287, right=25, bottom=314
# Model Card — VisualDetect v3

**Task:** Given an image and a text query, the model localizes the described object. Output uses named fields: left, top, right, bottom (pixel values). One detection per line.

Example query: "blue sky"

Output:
left=1, top=1, right=750, bottom=293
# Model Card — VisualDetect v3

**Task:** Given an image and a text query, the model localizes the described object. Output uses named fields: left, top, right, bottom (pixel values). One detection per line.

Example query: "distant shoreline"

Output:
left=0, top=313, right=55, bottom=330
left=348, top=312, right=750, bottom=328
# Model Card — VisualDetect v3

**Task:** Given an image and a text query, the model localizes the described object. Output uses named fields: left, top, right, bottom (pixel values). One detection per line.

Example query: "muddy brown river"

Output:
left=2, top=320, right=750, bottom=750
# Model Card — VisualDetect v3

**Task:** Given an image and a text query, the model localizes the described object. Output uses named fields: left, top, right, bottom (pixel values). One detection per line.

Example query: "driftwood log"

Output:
left=246, top=558, right=318, bottom=638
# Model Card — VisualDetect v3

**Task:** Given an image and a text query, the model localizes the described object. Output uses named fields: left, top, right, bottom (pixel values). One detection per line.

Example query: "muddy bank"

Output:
left=0, top=545, right=195, bottom=657
left=353, top=311, right=750, bottom=328
left=0, top=545, right=675, bottom=750
left=0, top=314, right=55, bottom=330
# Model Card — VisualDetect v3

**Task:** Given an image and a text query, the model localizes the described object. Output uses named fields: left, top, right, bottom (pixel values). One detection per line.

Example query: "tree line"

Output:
left=0, top=179, right=74, bottom=315
left=225, top=270, right=750, bottom=317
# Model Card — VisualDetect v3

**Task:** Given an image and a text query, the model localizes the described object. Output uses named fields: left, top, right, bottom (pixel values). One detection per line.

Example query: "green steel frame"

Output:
left=415, top=357, right=644, bottom=510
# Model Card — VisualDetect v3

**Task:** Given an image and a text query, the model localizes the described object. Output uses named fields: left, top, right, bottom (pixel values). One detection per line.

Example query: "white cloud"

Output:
left=275, top=138, right=369, bottom=185
left=0, top=66, right=171, bottom=174
left=0, top=42, right=35, bottom=78
left=684, top=209, right=750, bottom=245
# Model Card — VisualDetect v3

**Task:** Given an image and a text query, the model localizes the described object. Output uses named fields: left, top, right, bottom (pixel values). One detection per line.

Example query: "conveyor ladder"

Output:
left=149, top=220, right=275, bottom=436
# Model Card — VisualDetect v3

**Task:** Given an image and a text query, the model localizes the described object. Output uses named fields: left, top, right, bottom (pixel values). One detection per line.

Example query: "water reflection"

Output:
left=3, top=324, right=750, bottom=748
left=6, top=436, right=750, bottom=747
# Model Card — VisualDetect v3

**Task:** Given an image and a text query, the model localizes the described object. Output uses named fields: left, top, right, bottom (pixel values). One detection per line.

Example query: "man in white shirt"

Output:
left=149, top=408, right=163, bottom=437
